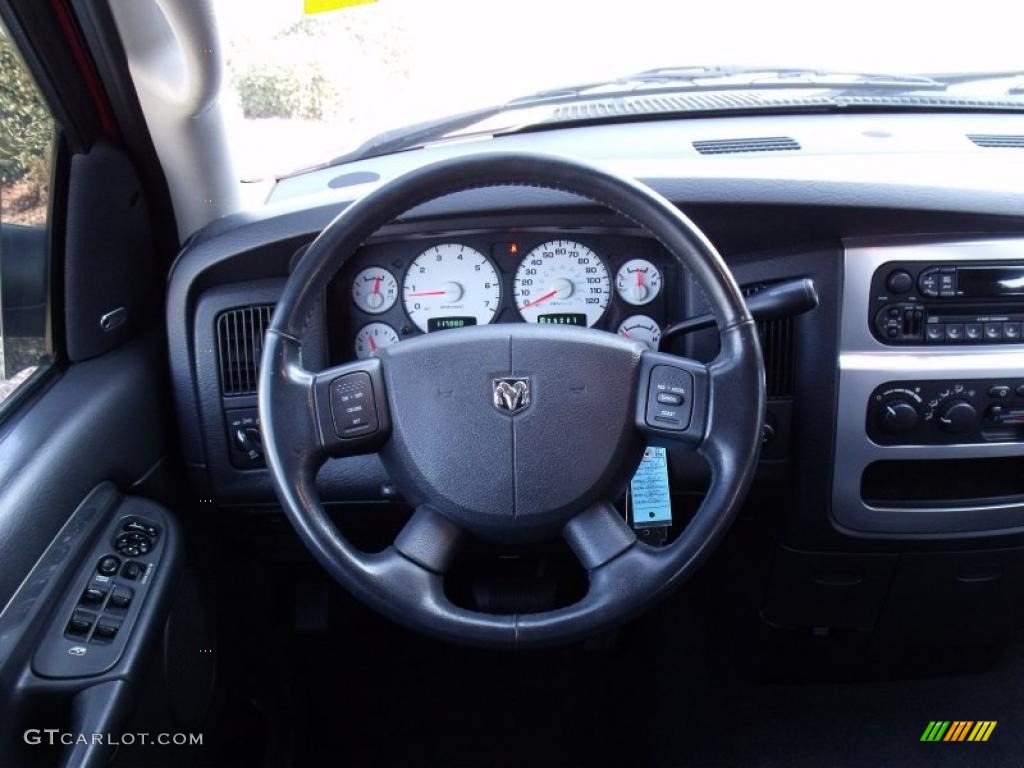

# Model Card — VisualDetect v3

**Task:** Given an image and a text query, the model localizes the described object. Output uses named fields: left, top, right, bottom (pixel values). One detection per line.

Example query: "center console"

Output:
left=834, top=239, right=1024, bottom=536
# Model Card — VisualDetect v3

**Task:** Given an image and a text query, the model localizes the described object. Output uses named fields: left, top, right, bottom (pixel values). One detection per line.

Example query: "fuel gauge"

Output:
left=616, top=259, right=661, bottom=306
left=617, top=315, right=661, bottom=351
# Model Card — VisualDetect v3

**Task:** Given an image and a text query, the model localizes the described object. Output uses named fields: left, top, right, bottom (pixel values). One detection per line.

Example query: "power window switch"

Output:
left=108, top=587, right=133, bottom=610
left=91, top=620, right=120, bottom=642
left=81, top=586, right=107, bottom=606
left=66, top=613, right=94, bottom=636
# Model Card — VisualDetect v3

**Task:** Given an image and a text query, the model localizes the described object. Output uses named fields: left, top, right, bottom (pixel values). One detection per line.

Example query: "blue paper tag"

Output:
left=629, top=446, right=672, bottom=527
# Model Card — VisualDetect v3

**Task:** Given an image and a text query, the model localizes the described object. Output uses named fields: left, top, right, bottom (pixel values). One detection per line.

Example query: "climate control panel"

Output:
left=867, top=379, right=1024, bottom=445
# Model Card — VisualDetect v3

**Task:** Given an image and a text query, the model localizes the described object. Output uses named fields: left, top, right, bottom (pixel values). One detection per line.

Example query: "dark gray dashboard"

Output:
left=166, top=112, right=1024, bottom=551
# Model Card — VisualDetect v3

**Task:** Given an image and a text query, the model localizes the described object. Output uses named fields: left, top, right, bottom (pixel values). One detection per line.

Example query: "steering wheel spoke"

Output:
left=394, top=505, right=465, bottom=574
left=563, top=501, right=636, bottom=571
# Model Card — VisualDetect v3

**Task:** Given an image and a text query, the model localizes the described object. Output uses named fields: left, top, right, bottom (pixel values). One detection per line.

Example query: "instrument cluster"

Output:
left=329, top=231, right=677, bottom=363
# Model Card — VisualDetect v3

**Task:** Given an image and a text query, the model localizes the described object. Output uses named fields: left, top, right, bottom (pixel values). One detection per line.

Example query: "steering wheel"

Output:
left=259, top=152, right=765, bottom=648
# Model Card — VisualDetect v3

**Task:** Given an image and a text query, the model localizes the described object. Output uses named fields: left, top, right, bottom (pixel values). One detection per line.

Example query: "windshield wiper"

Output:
left=508, top=65, right=948, bottom=106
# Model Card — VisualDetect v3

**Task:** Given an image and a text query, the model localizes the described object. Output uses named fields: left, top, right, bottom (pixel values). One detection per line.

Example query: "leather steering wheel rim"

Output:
left=259, top=152, right=765, bottom=648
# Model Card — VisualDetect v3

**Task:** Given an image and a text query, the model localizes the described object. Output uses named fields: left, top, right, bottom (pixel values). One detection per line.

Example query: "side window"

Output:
left=0, top=18, right=54, bottom=406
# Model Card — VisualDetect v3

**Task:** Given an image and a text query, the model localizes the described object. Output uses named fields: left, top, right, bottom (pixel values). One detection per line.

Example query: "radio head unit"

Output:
left=870, top=261, right=1024, bottom=345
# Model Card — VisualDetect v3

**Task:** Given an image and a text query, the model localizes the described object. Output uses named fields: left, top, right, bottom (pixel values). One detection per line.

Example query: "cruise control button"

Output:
left=330, top=372, right=379, bottom=438
left=645, top=365, right=695, bottom=431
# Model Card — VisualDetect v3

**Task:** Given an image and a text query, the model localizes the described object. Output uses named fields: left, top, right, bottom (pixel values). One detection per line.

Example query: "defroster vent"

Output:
left=743, top=285, right=795, bottom=398
left=693, top=136, right=800, bottom=155
left=967, top=134, right=1024, bottom=149
left=216, top=305, right=274, bottom=396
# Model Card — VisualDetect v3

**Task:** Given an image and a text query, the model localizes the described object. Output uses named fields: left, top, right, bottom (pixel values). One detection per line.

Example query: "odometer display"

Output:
left=427, top=316, right=477, bottom=332
left=513, top=240, right=610, bottom=326
left=537, top=313, right=587, bottom=326
left=402, top=244, right=501, bottom=333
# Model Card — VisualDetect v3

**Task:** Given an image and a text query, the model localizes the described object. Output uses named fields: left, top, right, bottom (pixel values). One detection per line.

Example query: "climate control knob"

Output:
left=937, top=399, right=978, bottom=434
left=878, top=399, right=919, bottom=434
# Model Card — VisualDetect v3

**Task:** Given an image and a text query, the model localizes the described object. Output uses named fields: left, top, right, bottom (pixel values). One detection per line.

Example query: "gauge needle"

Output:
left=368, top=335, right=378, bottom=353
left=621, top=329, right=632, bottom=338
left=406, top=290, right=447, bottom=297
left=522, top=289, right=558, bottom=309
left=637, top=270, right=644, bottom=287
left=373, top=276, right=381, bottom=294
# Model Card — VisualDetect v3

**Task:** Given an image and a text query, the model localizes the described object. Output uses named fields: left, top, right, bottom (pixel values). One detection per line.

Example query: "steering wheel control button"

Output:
left=330, top=372, right=379, bottom=438
left=646, top=365, right=694, bottom=431
left=97, top=555, right=120, bottom=576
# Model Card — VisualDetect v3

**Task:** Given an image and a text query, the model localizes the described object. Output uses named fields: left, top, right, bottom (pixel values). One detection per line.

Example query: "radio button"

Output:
left=1002, top=322, right=1021, bottom=340
left=989, top=385, right=1011, bottom=399
left=945, top=324, right=964, bottom=341
left=965, top=323, right=983, bottom=340
left=984, top=322, right=1003, bottom=341
left=918, top=270, right=940, bottom=297
left=925, top=324, right=945, bottom=342
left=939, top=268, right=956, bottom=297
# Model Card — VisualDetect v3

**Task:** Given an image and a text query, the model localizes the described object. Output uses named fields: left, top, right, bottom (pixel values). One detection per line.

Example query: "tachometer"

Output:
left=354, top=322, right=399, bottom=359
left=351, top=267, right=398, bottom=314
left=513, top=240, right=609, bottom=326
left=402, top=244, right=501, bottom=333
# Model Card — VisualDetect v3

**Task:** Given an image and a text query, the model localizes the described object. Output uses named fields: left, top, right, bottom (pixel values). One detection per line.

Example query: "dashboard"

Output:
left=326, top=231, right=680, bottom=364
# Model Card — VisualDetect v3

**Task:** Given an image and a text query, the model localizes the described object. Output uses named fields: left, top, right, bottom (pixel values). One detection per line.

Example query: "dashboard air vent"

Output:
left=216, top=305, right=274, bottom=396
left=743, top=285, right=794, bottom=398
left=693, top=136, right=801, bottom=155
left=967, top=134, right=1024, bottom=149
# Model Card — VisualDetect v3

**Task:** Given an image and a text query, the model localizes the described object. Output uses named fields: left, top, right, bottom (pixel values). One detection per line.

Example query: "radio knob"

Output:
left=878, top=399, right=919, bottom=434
left=937, top=399, right=979, bottom=434
left=886, top=269, right=913, bottom=294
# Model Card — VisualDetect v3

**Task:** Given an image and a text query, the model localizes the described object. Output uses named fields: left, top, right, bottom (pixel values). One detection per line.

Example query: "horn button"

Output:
left=378, top=325, right=645, bottom=537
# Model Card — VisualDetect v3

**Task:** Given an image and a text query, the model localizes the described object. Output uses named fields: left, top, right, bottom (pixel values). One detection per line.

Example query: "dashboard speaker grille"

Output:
left=693, top=136, right=801, bottom=155
left=967, top=134, right=1024, bottom=148
left=216, top=305, right=274, bottom=396
left=743, top=285, right=794, bottom=398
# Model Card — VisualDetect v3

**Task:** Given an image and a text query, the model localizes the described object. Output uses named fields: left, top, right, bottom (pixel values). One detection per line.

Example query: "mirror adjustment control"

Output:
left=330, top=372, right=379, bottom=438
left=121, top=560, right=144, bottom=580
left=645, top=365, right=694, bottom=431
left=97, top=555, right=120, bottom=576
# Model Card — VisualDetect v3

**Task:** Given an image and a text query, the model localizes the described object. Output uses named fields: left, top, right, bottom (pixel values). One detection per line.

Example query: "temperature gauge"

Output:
left=354, top=322, right=399, bottom=359
left=617, top=315, right=661, bottom=351
left=616, top=259, right=661, bottom=306
left=352, top=268, right=398, bottom=314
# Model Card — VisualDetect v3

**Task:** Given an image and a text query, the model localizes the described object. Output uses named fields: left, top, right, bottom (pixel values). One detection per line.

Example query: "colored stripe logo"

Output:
left=921, top=721, right=996, bottom=742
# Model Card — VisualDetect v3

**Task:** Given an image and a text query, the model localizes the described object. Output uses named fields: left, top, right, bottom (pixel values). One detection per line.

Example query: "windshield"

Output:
left=215, top=0, right=1024, bottom=179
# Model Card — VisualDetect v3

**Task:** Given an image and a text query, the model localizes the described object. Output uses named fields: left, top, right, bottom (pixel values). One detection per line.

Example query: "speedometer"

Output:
left=402, top=244, right=501, bottom=333
left=513, top=240, right=609, bottom=326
